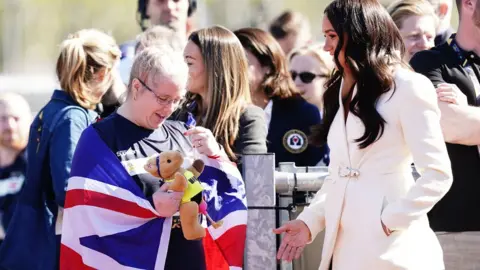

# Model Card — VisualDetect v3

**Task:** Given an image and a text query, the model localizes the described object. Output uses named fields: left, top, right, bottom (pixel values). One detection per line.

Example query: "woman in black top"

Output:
left=175, top=26, right=267, bottom=167
left=93, top=47, right=206, bottom=269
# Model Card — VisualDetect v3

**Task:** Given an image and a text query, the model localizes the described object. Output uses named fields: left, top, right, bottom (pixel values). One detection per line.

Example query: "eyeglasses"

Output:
left=136, top=77, right=183, bottom=107
left=290, top=71, right=329, bottom=84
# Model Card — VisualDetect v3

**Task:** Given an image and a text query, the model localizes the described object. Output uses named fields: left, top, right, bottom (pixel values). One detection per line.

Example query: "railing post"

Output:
left=243, top=153, right=277, bottom=270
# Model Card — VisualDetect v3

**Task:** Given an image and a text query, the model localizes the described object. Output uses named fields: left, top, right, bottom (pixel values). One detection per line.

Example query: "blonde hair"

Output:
left=128, top=46, right=188, bottom=95
left=388, top=0, right=439, bottom=30
left=56, top=29, right=121, bottom=110
left=183, top=26, right=251, bottom=161
left=289, top=43, right=335, bottom=77
left=135, top=25, right=186, bottom=54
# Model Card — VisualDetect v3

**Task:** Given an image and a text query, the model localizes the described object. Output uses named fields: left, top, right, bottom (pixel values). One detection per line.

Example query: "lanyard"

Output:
left=449, top=38, right=480, bottom=100
left=450, top=38, right=470, bottom=67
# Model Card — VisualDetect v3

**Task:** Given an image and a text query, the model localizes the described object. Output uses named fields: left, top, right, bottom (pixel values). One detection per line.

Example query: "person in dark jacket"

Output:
left=0, top=93, right=31, bottom=244
left=289, top=43, right=335, bottom=166
left=235, top=27, right=328, bottom=167
left=410, top=0, right=480, bottom=267
left=0, top=29, right=121, bottom=270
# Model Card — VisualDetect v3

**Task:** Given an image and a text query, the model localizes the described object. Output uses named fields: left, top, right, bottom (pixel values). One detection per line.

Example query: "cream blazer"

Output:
left=297, top=67, right=453, bottom=270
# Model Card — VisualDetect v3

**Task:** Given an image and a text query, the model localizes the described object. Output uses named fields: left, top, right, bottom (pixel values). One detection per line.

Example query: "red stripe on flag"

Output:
left=203, top=229, right=229, bottom=270
left=214, top=224, right=247, bottom=267
left=64, top=189, right=157, bottom=219
left=60, top=244, right=96, bottom=270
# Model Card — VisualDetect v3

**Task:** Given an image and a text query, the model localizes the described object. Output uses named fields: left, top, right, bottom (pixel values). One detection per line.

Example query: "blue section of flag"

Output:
left=70, top=126, right=145, bottom=198
left=186, top=110, right=247, bottom=229
left=79, top=218, right=164, bottom=269
left=200, top=166, right=247, bottom=222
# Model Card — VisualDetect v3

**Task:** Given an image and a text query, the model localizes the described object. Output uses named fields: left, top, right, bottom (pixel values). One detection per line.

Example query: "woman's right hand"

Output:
left=436, top=83, right=468, bottom=106
left=273, top=220, right=311, bottom=262
left=184, top=126, right=229, bottom=160
left=152, top=183, right=184, bottom=217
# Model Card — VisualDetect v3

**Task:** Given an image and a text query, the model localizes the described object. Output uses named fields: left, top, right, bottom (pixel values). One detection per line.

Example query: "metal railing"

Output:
left=243, top=154, right=420, bottom=270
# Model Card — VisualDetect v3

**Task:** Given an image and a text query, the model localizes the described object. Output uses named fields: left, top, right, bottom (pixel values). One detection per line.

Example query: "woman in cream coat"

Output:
left=274, top=0, right=453, bottom=269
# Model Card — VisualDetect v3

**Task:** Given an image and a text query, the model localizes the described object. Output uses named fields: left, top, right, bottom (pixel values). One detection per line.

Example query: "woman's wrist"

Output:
left=208, top=143, right=229, bottom=160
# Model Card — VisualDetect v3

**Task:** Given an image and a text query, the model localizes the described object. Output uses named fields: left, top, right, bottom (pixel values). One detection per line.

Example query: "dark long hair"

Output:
left=181, top=26, right=251, bottom=161
left=312, top=0, right=407, bottom=149
left=234, top=27, right=298, bottom=99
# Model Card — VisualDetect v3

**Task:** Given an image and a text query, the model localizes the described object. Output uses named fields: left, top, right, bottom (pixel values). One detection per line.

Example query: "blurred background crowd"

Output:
left=0, top=0, right=459, bottom=113
left=1, top=0, right=479, bottom=269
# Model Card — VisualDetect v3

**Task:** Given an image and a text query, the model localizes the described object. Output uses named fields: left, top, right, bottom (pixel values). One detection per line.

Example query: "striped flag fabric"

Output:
left=199, top=156, right=248, bottom=270
left=60, top=126, right=172, bottom=270
left=186, top=110, right=247, bottom=270
left=60, top=125, right=247, bottom=269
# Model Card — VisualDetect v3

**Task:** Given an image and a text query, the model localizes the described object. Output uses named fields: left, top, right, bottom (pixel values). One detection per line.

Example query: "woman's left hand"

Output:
left=184, top=126, right=222, bottom=157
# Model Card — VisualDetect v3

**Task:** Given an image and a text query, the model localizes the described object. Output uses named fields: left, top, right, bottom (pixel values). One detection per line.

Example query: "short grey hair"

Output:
left=135, top=25, right=186, bottom=54
left=128, top=46, right=188, bottom=95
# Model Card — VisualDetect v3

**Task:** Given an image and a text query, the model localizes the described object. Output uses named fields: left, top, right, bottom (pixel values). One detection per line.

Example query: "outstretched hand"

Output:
left=273, top=220, right=311, bottom=262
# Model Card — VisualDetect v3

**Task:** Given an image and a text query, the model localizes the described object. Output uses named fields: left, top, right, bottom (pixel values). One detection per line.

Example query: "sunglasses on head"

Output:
left=290, top=71, right=328, bottom=84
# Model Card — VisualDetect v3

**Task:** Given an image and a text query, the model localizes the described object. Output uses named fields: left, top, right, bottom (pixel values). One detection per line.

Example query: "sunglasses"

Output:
left=290, top=71, right=328, bottom=84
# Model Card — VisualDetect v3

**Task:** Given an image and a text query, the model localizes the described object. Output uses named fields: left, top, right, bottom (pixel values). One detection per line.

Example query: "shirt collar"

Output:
left=449, top=34, right=480, bottom=66
left=51, top=90, right=79, bottom=105
left=264, top=100, right=273, bottom=114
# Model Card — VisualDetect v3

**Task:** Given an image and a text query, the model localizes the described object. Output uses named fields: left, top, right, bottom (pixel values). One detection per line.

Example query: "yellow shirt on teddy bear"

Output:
left=165, top=170, right=203, bottom=204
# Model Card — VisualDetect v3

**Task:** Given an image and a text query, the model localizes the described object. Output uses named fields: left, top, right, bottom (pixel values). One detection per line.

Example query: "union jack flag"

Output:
left=60, top=126, right=247, bottom=269
left=200, top=156, right=247, bottom=270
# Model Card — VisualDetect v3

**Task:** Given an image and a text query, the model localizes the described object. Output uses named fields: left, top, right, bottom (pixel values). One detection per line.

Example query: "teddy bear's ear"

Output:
left=191, top=159, right=205, bottom=174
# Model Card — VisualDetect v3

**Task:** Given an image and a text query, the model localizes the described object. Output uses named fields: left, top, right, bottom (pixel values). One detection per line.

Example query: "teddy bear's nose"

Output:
left=167, top=159, right=171, bottom=163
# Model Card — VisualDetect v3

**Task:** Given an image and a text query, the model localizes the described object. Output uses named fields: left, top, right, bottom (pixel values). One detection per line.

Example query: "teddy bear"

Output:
left=144, top=151, right=222, bottom=240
